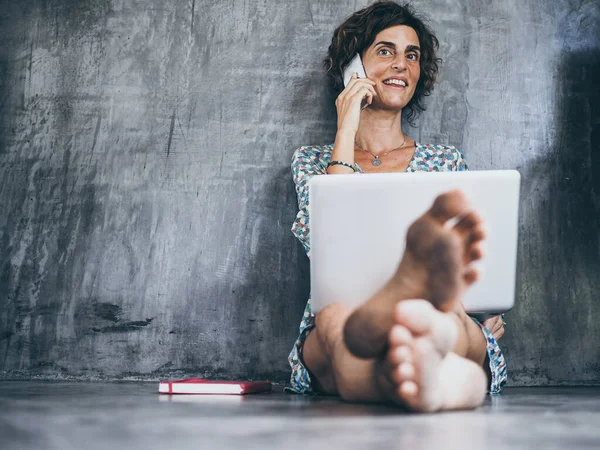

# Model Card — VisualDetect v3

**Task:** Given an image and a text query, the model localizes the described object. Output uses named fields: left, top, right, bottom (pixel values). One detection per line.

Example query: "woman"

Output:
left=288, top=1, right=507, bottom=412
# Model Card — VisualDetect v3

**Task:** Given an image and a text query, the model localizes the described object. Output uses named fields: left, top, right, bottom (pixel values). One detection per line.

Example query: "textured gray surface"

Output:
left=0, top=0, right=599, bottom=384
left=1, top=382, right=600, bottom=450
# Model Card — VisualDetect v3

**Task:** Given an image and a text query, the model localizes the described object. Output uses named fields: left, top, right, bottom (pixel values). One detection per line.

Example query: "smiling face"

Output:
left=361, top=25, right=421, bottom=111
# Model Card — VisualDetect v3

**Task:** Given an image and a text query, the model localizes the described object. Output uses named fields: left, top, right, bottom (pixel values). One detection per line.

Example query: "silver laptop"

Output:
left=308, top=170, right=520, bottom=314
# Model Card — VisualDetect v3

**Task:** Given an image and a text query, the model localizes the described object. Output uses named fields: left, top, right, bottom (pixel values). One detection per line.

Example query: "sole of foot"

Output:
left=344, top=190, right=486, bottom=359
left=378, top=300, right=486, bottom=412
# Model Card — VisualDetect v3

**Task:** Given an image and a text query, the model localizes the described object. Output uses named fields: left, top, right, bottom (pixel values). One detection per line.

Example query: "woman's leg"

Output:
left=343, top=190, right=488, bottom=359
left=302, top=300, right=488, bottom=411
left=301, top=302, right=378, bottom=399
left=448, top=306, right=488, bottom=366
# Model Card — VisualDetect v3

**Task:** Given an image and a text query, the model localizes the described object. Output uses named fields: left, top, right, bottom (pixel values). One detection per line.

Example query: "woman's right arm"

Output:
left=327, top=72, right=376, bottom=174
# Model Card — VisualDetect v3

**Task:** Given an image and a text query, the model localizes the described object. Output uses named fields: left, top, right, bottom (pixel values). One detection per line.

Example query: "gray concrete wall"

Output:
left=0, top=0, right=598, bottom=385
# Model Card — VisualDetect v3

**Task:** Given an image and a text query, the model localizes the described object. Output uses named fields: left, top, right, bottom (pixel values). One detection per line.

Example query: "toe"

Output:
left=399, top=380, right=419, bottom=398
left=398, top=362, right=415, bottom=380
left=466, top=242, right=485, bottom=262
left=453, top=210, right=483, bottom=234
left=394, top=300, right=435, bottom=335
left=389, top=324, right=413, bottom=347
left=463, top=267, right=480, bottom=284
left=465, top=225, right=487, bottom=246
left=392, top=361, right=416, bottom=384
left=428, top=190, right=469, bottom=223
left=389, top=345, right=412, bottom=365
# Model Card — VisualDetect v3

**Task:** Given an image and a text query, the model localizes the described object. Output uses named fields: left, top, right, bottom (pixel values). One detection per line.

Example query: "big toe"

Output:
left=394, top=300, right=436, bottom=335
left=428, top=190, right=470, bottom=223
left=394, top=300, right=458, bottom=352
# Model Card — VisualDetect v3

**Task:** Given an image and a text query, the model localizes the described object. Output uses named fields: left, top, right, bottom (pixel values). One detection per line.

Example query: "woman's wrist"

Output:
left=327, top=160, right=356, bottom=173
left=327, top=128, right=357, bottom=174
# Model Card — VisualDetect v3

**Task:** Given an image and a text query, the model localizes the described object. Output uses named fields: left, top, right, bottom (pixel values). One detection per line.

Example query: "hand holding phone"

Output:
left=336, top=54, right=376, bottom=134
left=342, top=54, right=370, bottom=110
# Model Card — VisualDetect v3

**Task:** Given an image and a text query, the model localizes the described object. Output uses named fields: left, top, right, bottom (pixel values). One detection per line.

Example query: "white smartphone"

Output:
left=342, top=53, right=369, bottom=109
left=343, top=53, right=367, bottom=87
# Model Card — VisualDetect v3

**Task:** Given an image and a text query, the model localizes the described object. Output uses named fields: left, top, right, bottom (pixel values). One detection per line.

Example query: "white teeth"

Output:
left=384, top=79, right=407, bottom=87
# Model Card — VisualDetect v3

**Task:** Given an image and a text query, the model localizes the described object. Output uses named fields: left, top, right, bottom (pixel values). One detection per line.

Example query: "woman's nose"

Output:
left=392, top=55, right=407, bottom=71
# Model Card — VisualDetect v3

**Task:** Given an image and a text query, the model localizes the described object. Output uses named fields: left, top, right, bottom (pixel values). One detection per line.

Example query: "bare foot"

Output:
left=343, top=190, right=486, bottom=358
left=375, top=300, right=487, bottom=412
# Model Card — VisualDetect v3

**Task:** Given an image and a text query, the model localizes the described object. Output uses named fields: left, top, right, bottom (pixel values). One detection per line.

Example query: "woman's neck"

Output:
left=355, top=107, right=406, bottom=155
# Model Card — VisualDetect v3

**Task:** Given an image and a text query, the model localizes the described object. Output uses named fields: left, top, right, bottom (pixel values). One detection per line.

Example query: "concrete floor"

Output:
left=0, top=382, right=599, bottom=450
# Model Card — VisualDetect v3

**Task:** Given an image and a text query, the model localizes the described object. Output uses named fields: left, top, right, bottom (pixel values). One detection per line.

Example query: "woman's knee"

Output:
left=314, top=302, right=353, bottom=349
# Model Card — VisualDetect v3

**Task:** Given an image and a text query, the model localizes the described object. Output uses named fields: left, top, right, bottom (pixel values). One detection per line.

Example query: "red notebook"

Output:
left=158, top=378, right=272, bottom=395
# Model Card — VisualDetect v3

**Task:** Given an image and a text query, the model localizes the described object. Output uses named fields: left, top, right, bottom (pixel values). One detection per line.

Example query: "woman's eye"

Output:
left=378, top=49, right=392, bottom=56
left=407, top=53, right=419, bottom=61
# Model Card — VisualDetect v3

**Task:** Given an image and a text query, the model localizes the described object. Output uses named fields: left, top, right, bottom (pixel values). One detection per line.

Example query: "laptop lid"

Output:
left=308, top=170, right=520, bottom=314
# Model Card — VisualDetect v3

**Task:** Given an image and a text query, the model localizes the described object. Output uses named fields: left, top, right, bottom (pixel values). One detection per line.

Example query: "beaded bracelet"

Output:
left=327, top=160, right=356, bottom=172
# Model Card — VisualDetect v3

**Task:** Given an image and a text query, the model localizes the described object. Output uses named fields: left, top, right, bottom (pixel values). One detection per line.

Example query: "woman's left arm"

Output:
left=483, top=315, right=505, bottom=341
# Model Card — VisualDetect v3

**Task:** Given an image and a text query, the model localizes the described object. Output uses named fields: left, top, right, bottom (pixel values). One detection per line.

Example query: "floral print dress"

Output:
left=287, top=142, right=508, bottom=395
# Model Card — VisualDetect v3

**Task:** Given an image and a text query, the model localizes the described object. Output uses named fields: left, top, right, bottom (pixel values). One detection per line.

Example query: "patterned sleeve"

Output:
left=290, top=146, right=328, bottom=258
left=451, top=146, right=469, bottom=171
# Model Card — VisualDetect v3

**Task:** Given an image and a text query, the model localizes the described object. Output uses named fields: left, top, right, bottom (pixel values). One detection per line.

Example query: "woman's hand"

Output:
left=335, top=73, right=377, bottom=135
left=483, top=315, right=505, bottom=341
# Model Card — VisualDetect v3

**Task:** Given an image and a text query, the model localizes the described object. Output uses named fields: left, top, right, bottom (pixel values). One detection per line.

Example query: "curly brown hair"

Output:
left=324, top=1, right=441, bottom=125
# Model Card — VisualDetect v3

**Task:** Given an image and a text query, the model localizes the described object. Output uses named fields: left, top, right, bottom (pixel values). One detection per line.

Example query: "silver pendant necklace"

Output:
left=355, top=134, right=407, bottom=167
